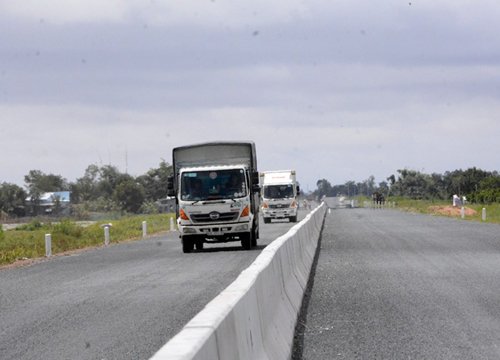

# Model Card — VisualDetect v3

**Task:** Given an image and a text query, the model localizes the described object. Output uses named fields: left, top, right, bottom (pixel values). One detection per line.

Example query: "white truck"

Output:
left=260, top=170, right=300, bottom=223
left=167, top=142, right=260, bottom=253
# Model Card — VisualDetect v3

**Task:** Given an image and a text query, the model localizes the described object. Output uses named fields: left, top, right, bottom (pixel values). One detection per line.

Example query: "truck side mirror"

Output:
left=251, top=172, right=260, bottom=193
left=252, top=171, right=260, bottom=185
left=297, top=185, right=301, bottom=195
left=167, top=176, right=175, bottom=197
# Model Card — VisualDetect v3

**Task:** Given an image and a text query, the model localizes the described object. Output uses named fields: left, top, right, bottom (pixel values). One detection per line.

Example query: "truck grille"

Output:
left=269, top=204, right=289, bottom=209
left=190, top=212, right=239, bottom=223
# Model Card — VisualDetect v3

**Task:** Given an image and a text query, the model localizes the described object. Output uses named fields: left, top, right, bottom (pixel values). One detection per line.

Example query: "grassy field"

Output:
left=386, top=197, right=500, bottom=224
left=0, top=213, right=175, bottom=266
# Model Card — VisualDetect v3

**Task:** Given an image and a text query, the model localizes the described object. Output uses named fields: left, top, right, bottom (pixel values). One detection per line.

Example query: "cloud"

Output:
left=2, top=94, right=499, bottom=190
left=0, top=0, right=129, bottom=24
left=0, top=0, right=311, bottom=26
left=1, top=0, right=500, bottom=191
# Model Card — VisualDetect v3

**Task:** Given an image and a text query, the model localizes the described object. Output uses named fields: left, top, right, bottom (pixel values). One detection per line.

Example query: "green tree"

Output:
left=469, top=174, right=500, bottom=203
left=70, top=164, right=100, bottom=203
left=70, top=164, right=134, bottom=212
left=24, top=170, right=68, bottom=213
left=443, top=167, right=492, bottom=198
left=98, top=165, right=128, bottom=198
left=315, top=179, right=332, bottom=200
left=0, top=182, right=27, bottom=217
left=390, top=169, right=433, bottom=199
left=24, top=170, right=68, bottom=193
left=136, top=160, right=173, bottom=201
left=377, top=181, right=389, bottom=195
left=113, top=180, right=145, bottom=213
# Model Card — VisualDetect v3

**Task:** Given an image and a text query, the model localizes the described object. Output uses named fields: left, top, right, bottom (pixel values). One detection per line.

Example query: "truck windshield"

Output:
left=180, top=169, right=247, bottom=201
left=263, top=184, right=294, bottom=199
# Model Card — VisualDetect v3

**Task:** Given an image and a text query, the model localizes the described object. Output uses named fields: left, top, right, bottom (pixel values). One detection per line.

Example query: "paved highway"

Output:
left=298, top=208, right=500, bottom=359
left=0, top=211, right=307, bottom=360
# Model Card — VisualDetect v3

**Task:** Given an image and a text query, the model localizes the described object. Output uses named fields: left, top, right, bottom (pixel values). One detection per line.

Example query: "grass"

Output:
left=387, top=197, right=500, bottom=224
left=0, top=213, right=175, bottom=266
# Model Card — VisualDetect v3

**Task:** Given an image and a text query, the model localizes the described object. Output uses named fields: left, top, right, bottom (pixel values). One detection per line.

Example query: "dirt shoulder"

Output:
left=428, top=205, right=477, bottom=217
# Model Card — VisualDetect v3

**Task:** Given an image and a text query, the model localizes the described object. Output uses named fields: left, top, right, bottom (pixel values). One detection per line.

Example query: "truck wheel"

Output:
left=264, top=217, right=271, bottom=224
left=195, top=239, right=204, bottom=250
left=251, top=227, right=258, bottom=247
left=289, top=216, right=297, bottom=223
left=241, top=233, right=252, bottom=250
left=182, top=236, right=194, bottom=253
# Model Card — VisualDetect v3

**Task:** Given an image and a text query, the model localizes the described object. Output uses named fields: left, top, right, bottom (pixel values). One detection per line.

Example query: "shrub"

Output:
left=140, top=200, right=159, bottom=214
left=15, top=220, right=43, bottom=231
left=53, top=219, right=83, bottom=237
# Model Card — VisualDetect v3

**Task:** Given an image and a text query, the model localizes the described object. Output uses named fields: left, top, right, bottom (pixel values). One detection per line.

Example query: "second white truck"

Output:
left=260, top=170, right=300, bottom=223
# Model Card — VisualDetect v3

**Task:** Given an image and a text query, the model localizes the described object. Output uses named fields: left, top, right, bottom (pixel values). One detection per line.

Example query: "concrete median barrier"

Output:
left=150, top=203, right=326, bottom=360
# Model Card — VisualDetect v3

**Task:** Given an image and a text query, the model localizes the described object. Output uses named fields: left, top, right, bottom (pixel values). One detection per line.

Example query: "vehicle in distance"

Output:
left=260, top=170, right=300, bottom=223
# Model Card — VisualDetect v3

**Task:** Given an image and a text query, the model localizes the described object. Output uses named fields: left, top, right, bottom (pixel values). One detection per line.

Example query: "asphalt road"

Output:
left=299, top=208, right=500, bottom=360
left=0, top=210, right=307, bottom=360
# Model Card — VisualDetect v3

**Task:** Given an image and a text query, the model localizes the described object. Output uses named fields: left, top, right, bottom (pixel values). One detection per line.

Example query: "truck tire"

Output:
left=195, top=239, right=204, bottom=250
left=182, top=236, right=194, bottom=253
left=289, top=216, right=297, bottom=223
left=251, top=227, right=258, bottom=247
left=264, top=217, right=271, bottom=224
left=241, top=233, right=252, bottom=250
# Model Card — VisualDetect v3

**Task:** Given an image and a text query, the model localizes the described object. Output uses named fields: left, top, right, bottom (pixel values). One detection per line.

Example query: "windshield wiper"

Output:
left=202, top=200, right=225, bottom=204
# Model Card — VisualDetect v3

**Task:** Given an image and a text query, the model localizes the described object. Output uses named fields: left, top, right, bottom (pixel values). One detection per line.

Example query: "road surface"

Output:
left=298, top=208, right=500, bottom=359
left=0, top=211, right=306, bottom=360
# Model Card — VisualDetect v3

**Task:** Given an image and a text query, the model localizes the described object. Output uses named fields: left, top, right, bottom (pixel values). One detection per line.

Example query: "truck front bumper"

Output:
left=262, top=208, right=297, bottom=219
left=179, top=221, right=251, bottom=238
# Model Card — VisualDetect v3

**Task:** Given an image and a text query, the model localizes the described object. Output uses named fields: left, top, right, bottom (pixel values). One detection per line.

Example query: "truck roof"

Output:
left=261, top=170, right=296, bottom=185
left=180, top=164, right=249, bottom=172
left=172, top=141, right=257, bottom=173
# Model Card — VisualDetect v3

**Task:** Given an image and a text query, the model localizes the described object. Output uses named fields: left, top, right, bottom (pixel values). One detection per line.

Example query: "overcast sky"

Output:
left=1, top=0, right=499, bottom=191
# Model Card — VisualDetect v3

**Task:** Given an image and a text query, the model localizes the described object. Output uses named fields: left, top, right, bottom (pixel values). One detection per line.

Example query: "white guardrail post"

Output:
left=45, top=233, right=52, bottom=257
left=142, top=221, right=147, bottom=238
left=461, top=206, right=465, bottom=219
left=102, top=224, right=111, bottom=246
left=169, top=217, right=175, bottom=231
left=482, top=208, right=487, bottom=221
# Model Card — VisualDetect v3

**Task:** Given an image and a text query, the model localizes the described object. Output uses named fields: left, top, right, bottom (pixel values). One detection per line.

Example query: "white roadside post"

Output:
left=482, top=208, right=487, bottom=221
left=102, top=223, right=112, bottom=246
left=45, top=234, right=52, bottom=257
left=461, top=206, right=465, bottom=219
left=142, top=221, right=147, bottom=238
left=169, top=217, right=175, bottom=231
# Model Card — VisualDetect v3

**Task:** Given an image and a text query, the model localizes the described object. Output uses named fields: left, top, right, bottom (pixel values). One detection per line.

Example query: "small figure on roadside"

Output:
left=452, top=194, right=462, bottom=207
left=372, top=192, right=385, bottom=207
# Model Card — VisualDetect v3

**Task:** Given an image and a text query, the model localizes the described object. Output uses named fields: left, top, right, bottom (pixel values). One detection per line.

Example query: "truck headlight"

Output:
left=183, top=227, right=197, bottom=234
left=234, top=224, right=249, bottom=231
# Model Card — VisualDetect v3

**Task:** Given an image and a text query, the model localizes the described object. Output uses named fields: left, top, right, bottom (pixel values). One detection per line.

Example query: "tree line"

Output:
left=0, top=161, right=172, bottom=218
left=314, top=167, right=500, bottom=204
left=3, top=164, right=499, bottom=218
